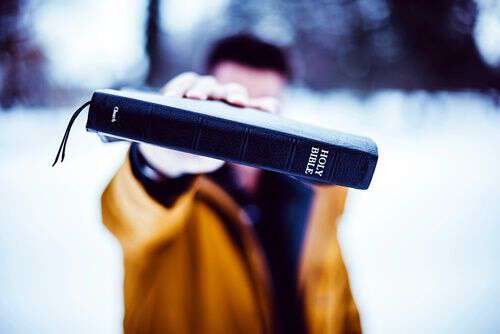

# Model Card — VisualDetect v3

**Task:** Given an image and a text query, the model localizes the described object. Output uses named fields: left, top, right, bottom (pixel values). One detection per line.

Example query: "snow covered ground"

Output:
left=0, top=90, right=499, bottom=333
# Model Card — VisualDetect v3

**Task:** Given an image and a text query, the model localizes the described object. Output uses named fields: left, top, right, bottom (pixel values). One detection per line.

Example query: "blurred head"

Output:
left=205, top=34, right=291, bottom=99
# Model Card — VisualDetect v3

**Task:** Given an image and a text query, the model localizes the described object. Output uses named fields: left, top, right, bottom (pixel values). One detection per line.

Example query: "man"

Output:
left=102, top=34, right=361, bottom=333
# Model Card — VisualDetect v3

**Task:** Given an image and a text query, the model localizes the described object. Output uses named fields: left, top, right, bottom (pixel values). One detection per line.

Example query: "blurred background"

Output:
left=1, top=0, right=499, bottom=333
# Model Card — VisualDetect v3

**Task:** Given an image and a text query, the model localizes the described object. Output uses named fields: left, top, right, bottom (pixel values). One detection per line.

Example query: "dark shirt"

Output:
left=129, top=144, right=314, bottom=333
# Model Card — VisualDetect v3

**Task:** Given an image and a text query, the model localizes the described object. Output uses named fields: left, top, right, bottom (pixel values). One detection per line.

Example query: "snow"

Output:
left=1, top=90, right=499, bottom=333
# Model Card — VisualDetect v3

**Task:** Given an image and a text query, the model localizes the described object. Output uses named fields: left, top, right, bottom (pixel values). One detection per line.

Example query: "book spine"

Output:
left=86, top=92, right=377, bottom=189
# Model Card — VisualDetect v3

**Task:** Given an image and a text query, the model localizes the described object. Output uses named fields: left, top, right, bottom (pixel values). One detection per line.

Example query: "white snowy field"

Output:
left=0, top=90, right=499, bottom=333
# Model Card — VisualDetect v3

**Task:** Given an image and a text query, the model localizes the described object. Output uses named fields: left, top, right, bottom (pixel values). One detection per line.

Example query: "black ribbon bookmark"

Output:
left=52, top=101, right=91, bottom=167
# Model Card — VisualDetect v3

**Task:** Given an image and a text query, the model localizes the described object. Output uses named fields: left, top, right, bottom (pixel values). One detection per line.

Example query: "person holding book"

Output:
left=102, top=34, right=361, bottom=333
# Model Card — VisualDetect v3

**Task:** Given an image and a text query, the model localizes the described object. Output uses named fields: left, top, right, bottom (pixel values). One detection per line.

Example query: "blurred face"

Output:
left=211, top=61, right=287, bottom=99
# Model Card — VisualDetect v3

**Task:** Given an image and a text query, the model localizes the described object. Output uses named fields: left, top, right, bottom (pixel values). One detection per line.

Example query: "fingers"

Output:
left=248, top=97, right=281, bottom=114
left=161, top=72, right=199, bottom=97
left=223, top=82, right=249, bottom=107
left=177, top=76, right=252, bottom=107
left=161, top=73, right=280, bottom=113
left=185, top=78, right=252, bottom=106
left=164, top=73, right=226, bottom=101
left=185, top=76, right=221, bottom=100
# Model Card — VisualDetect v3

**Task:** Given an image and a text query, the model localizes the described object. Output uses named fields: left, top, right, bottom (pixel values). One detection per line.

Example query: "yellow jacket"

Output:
left=101, top=159, right=361, bottom=333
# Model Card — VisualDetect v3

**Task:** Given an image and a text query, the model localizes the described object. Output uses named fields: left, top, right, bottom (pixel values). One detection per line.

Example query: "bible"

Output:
left=58, top=89, right=379, bottom=189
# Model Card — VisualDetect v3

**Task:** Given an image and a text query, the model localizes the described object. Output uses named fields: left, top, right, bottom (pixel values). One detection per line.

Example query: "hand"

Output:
left=139, top=72, right=280, bottom=177
left=161, top=72, right=280, bottom=113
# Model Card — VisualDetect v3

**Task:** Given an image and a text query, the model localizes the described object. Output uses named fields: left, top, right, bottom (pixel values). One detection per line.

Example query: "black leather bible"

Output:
left=85, top=89, right=378, bottom=189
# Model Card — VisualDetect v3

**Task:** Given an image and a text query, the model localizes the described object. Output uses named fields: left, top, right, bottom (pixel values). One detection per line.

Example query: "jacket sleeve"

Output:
left=330, top=187, right=362, bottom=334
left=300, top=185, right=362, bottom=333
left=101, top=150, right=198, bottom=257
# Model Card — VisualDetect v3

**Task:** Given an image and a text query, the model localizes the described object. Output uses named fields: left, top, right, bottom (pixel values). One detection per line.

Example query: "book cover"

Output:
left=86, top=89, right=378, bottom=189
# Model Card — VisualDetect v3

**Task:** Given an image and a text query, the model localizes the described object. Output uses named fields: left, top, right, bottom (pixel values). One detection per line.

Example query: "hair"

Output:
left=205, top=33, right=292, bottom=80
